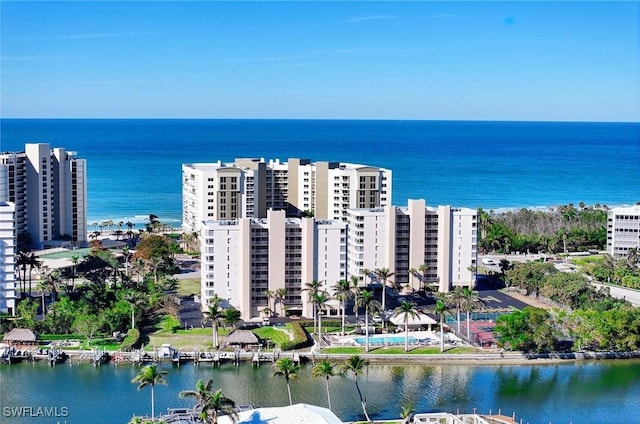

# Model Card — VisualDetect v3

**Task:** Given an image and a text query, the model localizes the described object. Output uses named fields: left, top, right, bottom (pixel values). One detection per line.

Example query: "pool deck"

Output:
left=331, top=330, right=454, bottom=348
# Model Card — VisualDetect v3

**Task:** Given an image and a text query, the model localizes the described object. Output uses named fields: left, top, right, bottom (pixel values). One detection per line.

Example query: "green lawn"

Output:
left=252, top=326, right=292, bottom=348
left=176, top=278, right=201, bottom=297
left=320, top=347, right=364, bottom=354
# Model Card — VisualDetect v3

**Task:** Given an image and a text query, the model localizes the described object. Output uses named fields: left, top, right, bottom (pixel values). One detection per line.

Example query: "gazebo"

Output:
left=223, top=330, right=262, bottom=349
left=3, top=328, right=39, bottom=347
left=390, top=312, right=438, bottom=331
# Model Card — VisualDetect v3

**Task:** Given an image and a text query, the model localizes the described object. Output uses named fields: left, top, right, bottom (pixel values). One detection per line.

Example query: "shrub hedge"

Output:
left=279, top=322, right=312, bottom=351
left=119, top=328, right=141, bottom=351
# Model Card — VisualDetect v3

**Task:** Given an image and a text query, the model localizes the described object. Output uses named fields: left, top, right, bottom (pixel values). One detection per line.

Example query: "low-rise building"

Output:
left=607, top=205, right=640, bottom=257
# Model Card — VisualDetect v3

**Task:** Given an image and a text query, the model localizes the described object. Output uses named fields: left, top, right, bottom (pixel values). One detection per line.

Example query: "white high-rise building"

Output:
left=0, top=202, right=16, bottom=315
left=0, top=143, right=87, bottom=249
left=200, top=210, right=347, bottom=319
left=607, top=205, right=640, bottom=257
left=200, top=199, right=476, bottom=320
left=182, top=158, right=392, bottom=234
left=347, top=199, right=478, bottom=293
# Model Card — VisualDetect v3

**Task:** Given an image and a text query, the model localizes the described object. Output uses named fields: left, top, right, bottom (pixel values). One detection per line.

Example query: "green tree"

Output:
left=303, top=280, right=322, bottom=334
left=332, top=279, right=355, bottom=335
left=448, top=287, right=465, bottom=334
left=434, top=299, right=451, bottom=352
left=340, top=355, right=371, bottom=422
left=274, top=287, right=287, bottom=316
left=264, top=290, right=275, bottom=317
left=393, top=300, right=419, bottom=352
left=38, top=268, right=61, bottom=316
left=494, top=307, right=556, bottom=353
left=313, top=291, right=331, bottom=345
left=179, top=378, right=237, bottom=424
left=132, top=365, right=168, bottom=420
left=123, top=290, right=147, bottom=330
left=204, top=295, right=223, bottom=349
left=355, top=289, right=382, bottom=352
left=400, top=404, right=416, bottom=424
left=73, top=312, right=103, bottom=347
left=374, top=267, right=394, bottom=314
left=223, top=308, right=242, bottom=328
left=272, top=357, right=301, bottom=406
left=16, top=298, right=39, bottom=329
left=460, top=287, right=484, bottom=340
left=312, top=359, right=336, bottom=410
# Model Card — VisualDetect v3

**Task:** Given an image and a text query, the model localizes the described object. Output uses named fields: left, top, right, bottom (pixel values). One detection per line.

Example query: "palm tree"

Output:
left=69, top=254, right=80, bottom=289
left=350, top=275, right=361, bottom=320
left=340, top=355, right=371, bottom=422
left=121, top=247, right=132, bottom=277
left=274, top=287, right=287, bottom=316
left=123, top=290, right=147, bottom=330
left=146, top=256, right=164, bottom=286
left=179, top=378, right=237, bottom=424
left=16, top=251, right=29, bottom=295
left=131, top=365, right=167, bottom=419
left=312, top=359, right=336, bottom=410
left=37, top=269, right=61, bottom=316
left=408, top=267, right=418, bottom=292
left=418, top=263, right=429, bottom=291
left=273, top=357, right=300, bottom=406
left=361, top=268, right=371, bottom=288
left=393, top=301, right=419, bottom=352
left=374, top=267, right=394, bottom=314
left=333, top=279, right=355, bottom=335
left=223, top=308, right=242, bottom=328
left=264, top=290, right=275, bottom=317
left=204, top=295, right=224, bottom=349
left=314, top=291, right=331, bottom=346
left=400, top=403, right=416, bottom=424
left=303, top=280, right=322, bottom=334
left=434, top=299, right=451, bottom=352
left=26, top=252, right=41, bottom=296
left=460, top=287, right=485, bottom=341
left=355, top=290, right=382, bottom=352
left=449, top=287, right=465, bottom=334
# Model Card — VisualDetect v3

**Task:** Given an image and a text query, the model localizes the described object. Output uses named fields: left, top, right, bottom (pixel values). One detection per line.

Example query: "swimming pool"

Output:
left=354, top=335, right=420, bottom=345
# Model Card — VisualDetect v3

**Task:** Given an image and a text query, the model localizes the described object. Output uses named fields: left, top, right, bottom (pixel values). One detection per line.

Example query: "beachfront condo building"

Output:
left=0, top=202, right=16, bottom=315
left=200, top=209, right=347, bottom=319
left=347, top=199, right=478, bottom=293
left=200, top=199, right=476, bottom=319
left=607, top=205, right=640, bottom=257
left=0, top=143, right=88, bottom=250
left=182, top=158, right=392, bottom=234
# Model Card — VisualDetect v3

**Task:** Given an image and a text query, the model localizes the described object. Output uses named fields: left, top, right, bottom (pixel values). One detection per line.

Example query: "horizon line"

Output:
left=1, top=117, right=638, bottom=124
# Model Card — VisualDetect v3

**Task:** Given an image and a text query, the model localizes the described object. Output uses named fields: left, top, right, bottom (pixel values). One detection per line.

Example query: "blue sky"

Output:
left=1, top=1, right=638, bottom=121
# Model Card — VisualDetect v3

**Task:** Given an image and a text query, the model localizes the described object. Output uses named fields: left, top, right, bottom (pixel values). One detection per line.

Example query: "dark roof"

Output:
left=223, top=330, right=261, bottom=346
left=3, top=328, right=39, bottom=342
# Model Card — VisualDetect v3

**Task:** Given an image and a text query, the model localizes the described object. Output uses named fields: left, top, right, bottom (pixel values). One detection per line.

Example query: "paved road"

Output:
left=592, top=283, right=640, bottom=306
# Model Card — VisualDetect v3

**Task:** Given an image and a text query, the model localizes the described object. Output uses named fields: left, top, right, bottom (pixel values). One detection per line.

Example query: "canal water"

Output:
left=2, top=359, right=640, bottom=424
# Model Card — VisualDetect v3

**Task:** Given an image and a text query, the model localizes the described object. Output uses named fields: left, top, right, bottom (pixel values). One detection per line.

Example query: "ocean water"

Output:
left=1, top=119, right=638, bottom=226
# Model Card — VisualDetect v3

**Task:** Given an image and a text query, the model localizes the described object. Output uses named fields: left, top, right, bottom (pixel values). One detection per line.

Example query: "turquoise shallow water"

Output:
left=1, top=360, right=640, bottom=424
left=1, top=119, right=638, bottom=226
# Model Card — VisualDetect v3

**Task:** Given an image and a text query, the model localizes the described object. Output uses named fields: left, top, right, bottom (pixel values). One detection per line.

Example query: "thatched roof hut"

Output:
left=223, top=330, right=261, bottom=348
left=3, top=328, right=39, bottom=346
